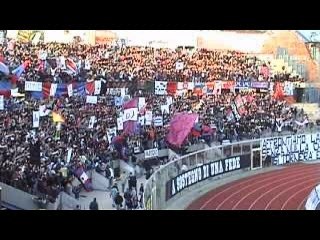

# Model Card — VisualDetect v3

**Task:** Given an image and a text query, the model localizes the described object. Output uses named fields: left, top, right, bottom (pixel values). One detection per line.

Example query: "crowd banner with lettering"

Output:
left=222, top=81, right=235, bottom=90
left=25, top=81, right=42, bottom=92
left=123, top=108, right=138, bottom=122
left=0, top=95, right=4, bottom=110
left=261, top=133, right=320, bottom=165
left=153, top=116, right=163, bottom=127
left=86, top=96, right=97, bottom=104
left=166, top=155, right=251, bottom=200
left=294, top=82, right=306, bottom=89
left=251, top=81, right=269, bottom=89
left=155, top=81, right=167, bottom=95
left=144, top=148, right=159, bottom=159
left=235, top=81, right=251, bottom=89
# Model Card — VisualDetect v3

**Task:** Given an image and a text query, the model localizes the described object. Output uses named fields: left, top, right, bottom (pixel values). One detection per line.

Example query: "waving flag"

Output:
left=12, top=64, right=25, bottom=78
left=86, top=81, right=95, bottom=95
left=166, top=113, right=198, bottom=147
left=66, top=58, right=78, bottom=74
left=0, top=62, right=9, bottom=75
left=73, top=82, right=86, bottom=96
left=74, top=167, right=93, bottom=191
left=122, top=98, right=139, bottom=136
left=52, top=112, right=65, bottom=123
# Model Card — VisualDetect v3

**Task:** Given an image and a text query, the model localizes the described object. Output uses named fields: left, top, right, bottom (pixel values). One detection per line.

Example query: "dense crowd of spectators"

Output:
left=0, top=40, right=311, bottom=208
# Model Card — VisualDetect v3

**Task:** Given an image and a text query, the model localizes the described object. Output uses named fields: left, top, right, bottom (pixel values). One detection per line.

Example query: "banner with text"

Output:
left=261, top=133, right=320, bottom=165
left=166, top=155, right=251, bottom=200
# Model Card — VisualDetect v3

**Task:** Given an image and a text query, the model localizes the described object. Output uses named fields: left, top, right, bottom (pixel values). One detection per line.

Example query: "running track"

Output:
left=187, top=163, right=320, bottom=210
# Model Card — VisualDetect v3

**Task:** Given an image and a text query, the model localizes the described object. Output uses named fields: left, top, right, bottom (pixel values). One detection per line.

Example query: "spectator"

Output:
left=89, top=198, right=99, bottom=210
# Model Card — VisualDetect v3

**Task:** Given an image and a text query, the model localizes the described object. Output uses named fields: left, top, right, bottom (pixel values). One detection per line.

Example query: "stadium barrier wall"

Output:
left=144, top=130, right=320, bottom=210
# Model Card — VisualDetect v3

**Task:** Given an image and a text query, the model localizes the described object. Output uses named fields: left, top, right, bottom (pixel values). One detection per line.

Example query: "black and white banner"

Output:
left=25, top=81, right=42, bottom=92
left=166, top=155, right=251, bottom=200
left=33, top=111, right=40, bottom=128
left=144, top=148, right=159, bottom=159
left=155, top=81, right=167, bottom=95
left=261, top=133, right=320, bottom=165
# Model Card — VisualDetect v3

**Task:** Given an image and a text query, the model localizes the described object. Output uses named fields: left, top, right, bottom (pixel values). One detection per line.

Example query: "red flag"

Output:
left=167, top=81, right=177, bottom=95
left=274, top=82, right=284, bottom=100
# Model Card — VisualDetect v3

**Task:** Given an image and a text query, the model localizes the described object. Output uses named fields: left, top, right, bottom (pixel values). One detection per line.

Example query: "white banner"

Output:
left=166, top=96, right=173, bottom=106
left=176, top=62, right=184, bottom=70
left=161, top=105, right=170, bottom=114
left=284, top=81, right=294, bottom=96
left=144, top=148, right=159, bottom=159
left=145, top=111, right=153, bottom=125
left=94, top=80, right=101, bottom=95
left=138, top=116, right=145, bottom=126
left=153, top=116, right=163, bottom=127
left=67, top=84, right=73, bottom=97
left=85, top=59, right=91, bottom=70
left=138, top=97, right=146, bottom=110
left=88, top=116, right=96, bottom=129
left=39, top=105, right=50, bottom=117
left=50, top=83, right=57, bottom=96
left=0, top=95, right=4, bottom=110
left=60, top=56, right=66, bottom=69
left=120, top=88, right=126, bottom=97
left=25, top=81, right=42, bottom=92
left=123, top=108, right=138, bottom=122
left=33, top=111, right=40, bottom=128
left=117, top=117, right=124, bottom=130
left=155, top=81, right=167, bottom=95
left=66, top=148, right=73, bottom=163
left=107, top=127, right=117, bottom=143
left=86, top=96, right=98, bottom=104
left=261, top=133, right=320, bottom=165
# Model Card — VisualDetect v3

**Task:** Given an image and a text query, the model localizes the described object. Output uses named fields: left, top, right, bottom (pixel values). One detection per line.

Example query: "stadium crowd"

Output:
left=0, top=40, right=311, bottom=209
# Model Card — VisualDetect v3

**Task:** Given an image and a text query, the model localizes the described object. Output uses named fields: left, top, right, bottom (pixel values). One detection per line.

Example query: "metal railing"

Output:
left=143, top=129, right=320, bottom=210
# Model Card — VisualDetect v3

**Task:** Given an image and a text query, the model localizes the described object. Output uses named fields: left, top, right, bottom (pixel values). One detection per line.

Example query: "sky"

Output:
left=298, top=30, right=320, bottom=41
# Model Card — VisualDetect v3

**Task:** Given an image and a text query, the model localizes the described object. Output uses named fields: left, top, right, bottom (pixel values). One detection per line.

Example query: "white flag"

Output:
left=67, top=84, right=73, bottom=97
left=94, top=80, right=101, bottom=95
left=138, top=116, right=145, bottom=126
left=88, top=116, right=96, bottom=129
left=0, top=95, right=4, bottom=110
left=66, top=148, right=73, bottom=163
left=117, top=117, right=123, bottom=130
left=85, top=59, right=91, bottom=70
left=39, top=105, right=50, bottom=117
left=80, top=172, right=89, bottom=183
left=33, top=111, right=40, bottom=128
left=176, top=61, right=184, bottom=70
left=161, top=105, right=170, bottom=114
left=50, top=83, right=57, bottom=97
left=138, top=97, right=146, bottom=110
left=86, top=96, right=98, bottom=104
left=145, top=111, right=153, bottom=125
left=60, top=56, right=66, bottom=69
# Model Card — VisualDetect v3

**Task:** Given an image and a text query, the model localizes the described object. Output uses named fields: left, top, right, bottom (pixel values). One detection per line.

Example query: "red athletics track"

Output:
left=187, top=163, right=320, bottom=210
